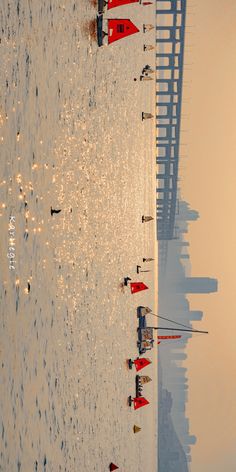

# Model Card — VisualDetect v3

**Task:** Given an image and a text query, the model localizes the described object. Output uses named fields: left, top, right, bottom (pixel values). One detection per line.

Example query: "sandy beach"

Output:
left=0, top=1, right=158, bottom=470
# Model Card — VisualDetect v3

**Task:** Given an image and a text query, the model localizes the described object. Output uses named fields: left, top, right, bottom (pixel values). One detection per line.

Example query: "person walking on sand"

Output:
left=50, top=207, right=62, bottom=216
left=124, top=277, right=132, bottom=286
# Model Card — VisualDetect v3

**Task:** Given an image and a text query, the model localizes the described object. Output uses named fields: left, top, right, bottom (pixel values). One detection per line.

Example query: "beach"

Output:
left=0, top=1, right=158, bottom=470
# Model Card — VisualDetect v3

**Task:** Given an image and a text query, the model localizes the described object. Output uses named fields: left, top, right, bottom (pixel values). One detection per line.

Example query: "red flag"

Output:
left=134, top=358, right=151, bottom=371
left=133, top=396, right=149, bottom=410
left=130, top=282, right=148, bottom=294
left=157, top=335, right=182, bottom=340
left=108, top=19, right=139, bottom=45
left=109, top=464, right=119, bottom=471
left=107, top=0, right=139, bottom=9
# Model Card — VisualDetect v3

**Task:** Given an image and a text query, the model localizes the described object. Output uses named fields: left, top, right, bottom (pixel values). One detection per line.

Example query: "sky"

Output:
left=179, top=1, right=236, bottom=471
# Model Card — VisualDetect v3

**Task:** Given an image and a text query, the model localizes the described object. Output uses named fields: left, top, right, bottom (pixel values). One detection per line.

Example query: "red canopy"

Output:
left=130, top=282, right=148, bottom=294
left=157, top=335, right=182, bottom=340
left=134, top=358, right=151, bottom=371
left=133, top=396, right=149, bottom=410
left=108, top=19, right=139, bottom=45
left=107, top=0, right=139, bottom=8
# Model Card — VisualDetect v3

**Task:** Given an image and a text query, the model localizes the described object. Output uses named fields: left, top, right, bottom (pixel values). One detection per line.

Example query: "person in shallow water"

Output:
left=50, top=207, right=62, bottom=215
left=124, top=277, right=131, bottom=286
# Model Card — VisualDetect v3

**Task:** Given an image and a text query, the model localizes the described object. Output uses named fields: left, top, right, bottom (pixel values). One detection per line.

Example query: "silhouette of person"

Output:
left=50, top=207, right=62, bottom=216
left=124, top=277, right=131, bottom=286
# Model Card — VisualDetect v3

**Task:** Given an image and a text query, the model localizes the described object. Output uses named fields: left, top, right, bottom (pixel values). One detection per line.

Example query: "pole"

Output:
left=150, top=313, right=194, bottom=330
left=151, top=327, right=208, bottom=334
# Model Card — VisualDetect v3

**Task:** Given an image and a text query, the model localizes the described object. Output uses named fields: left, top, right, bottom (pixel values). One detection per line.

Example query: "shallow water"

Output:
left=0, top=1, right=158, bottom=470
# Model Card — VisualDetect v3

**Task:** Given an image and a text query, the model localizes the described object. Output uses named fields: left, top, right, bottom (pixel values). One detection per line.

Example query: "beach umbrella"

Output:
left=141, top=113, right=154, bottom=121
left=109, top=464, right=119, bottom=471
left=139, top=375, right=152, bottom=384
left=143, top=23, right=154, bottom=33
left=142, top=215, right=154, bottom=222
left=143, top=44, right=154, bottom=51
left=130, top=282, right=148, bottom=294
left=137, top=265, right=151, bottom=274
left=134, top=358, right=152, bottom=371
left=133, top=425, right=141, bottom=433
left=140, top=76, right=153, bottom=81
left=133, top=396, right=149, bottom=410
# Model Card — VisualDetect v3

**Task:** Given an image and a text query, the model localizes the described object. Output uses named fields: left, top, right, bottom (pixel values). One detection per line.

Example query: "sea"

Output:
left=0, top=1, right=158, bottom=471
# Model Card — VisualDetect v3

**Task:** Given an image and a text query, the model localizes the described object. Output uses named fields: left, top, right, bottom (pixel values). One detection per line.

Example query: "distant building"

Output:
left=184, top=445, right=191, bottom=453
left=178, top=201, right=199, bottom=222
left=180, top=254, right=190, bottom=259
left=162, top=389, right=173, bottom=412
left=173, top=352, right=187, bottom=360
left=170, top=451, right=180, bottom=461
left=177, top=277, right=218, bottom=294
left=189, top=310, right=203, bottom=321
left=188, top=435, right=197, bottom=445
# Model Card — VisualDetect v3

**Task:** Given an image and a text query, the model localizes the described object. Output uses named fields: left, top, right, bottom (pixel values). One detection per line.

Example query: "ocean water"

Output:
left=0, top=1, right=158, bottom=470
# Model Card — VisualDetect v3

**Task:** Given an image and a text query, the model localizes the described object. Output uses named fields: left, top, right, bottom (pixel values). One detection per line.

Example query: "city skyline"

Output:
left=158, top=195, right=212, bottom=468
left=177, top=1, right=236, bottom=471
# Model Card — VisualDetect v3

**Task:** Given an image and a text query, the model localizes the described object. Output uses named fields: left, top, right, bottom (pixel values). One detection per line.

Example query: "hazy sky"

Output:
left=179, top=1, right=236, bottom=471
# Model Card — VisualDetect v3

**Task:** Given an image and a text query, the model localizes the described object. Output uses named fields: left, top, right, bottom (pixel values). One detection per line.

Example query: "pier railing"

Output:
left=156, top=0, right=186, bottom=241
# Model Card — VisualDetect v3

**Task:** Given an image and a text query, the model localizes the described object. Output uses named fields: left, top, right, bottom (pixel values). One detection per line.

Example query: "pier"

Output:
left=156, top=0, right=187, bottom=241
